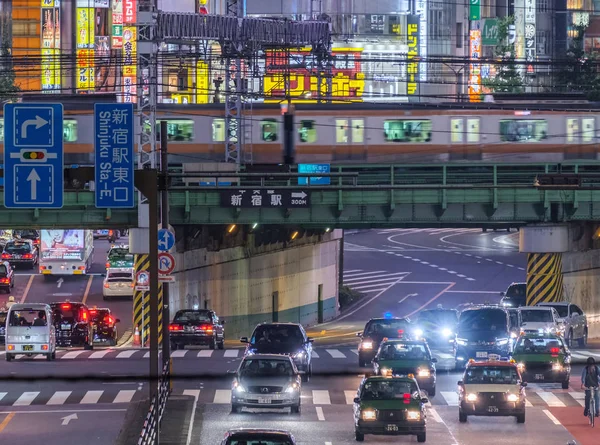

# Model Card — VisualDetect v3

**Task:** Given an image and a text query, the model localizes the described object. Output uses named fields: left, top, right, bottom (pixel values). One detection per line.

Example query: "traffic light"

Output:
left=22, top=151, right=45, bottom=160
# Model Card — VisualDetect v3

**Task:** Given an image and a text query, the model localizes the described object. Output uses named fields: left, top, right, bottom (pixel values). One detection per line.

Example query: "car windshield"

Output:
left=542, top=305, right=569, bottom=318
left=360, top=380, right=418, bottom=400
left=416, top=310, right=457, bottom=325
left=464, top=366, right=519, bottom=384
left=15, top=230, right=37, bottom=239
left=240, top=358, right=294, bottom=376
left=458, top=310, right=507, bottom=332
left=90, top=310, right=109, bottom=323
left=364, top=320, right=411, bottom=337
left=227, top=437, right=293, bottom=445
left=107, top=272, right=133, bottom=282
left=8, top=309, right=47, bottom=327
left=109, top=248, right=132, bottom=259
left=251, top=325, right=304, bottom=346
left=379, top=343, right=430, bottom=360
left=514, top=337, right=565, bottom=354
left=506, top=284, right=526, bottom=298
left=174, top=311, right=212, bottom=323
left=5, top=243, right=30, bottom=253
left=52, top=306, right=83, bottom=323
left=521, top=310, right=553, bottom=323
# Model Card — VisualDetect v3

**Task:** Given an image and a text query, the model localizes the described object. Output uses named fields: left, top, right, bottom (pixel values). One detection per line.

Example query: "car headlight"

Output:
left=441, top=328, right=452, bottom=337
left=406, top=411, right=421, bottom=421
left=417, top=368, right=431, bottom=378
left=456, top=338, right=468, bottom=346
left=507, top=394, right=519, bottom=402
left=361, top=341, right=373, bottom=350
left=496, top=338, right=509, bottom=346
left=552, top=363, right=563, bottom=371
left=510, top=332, right=517, bottom=338
left=285, top=382, right=300, bottom=393
left=361, top=409, right=377, bottom=421
left=294, top=351, right=305, bottom=359
left=233, top=381, right=246, bottom=393
left=414, top=329, right=424, bottom=338
left=517, top=362, right=525, bottom=370
left=466, top=393, right=477, bottom=402
left=380, top=368, right=391, bottom=377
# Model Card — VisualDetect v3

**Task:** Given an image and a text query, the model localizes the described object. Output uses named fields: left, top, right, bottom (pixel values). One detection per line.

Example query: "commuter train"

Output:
left=4, top=98, right=600, bottom=165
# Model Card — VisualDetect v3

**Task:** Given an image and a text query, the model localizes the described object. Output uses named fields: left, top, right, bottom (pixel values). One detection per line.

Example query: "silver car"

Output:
left=537, top=302, right=588, bottom=347
left=231, top=354, right=302, bottom=413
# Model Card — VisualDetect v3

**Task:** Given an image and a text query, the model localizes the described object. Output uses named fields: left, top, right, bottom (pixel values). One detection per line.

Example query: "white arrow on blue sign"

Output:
left=3, top=103, right=64, bottom=208
left=158, top=229, right=175, bottom=252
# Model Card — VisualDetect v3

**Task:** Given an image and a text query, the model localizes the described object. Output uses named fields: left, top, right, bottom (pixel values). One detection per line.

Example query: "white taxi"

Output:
left=102, top=268, right=134, bottom=300
left=457, top=356, right=527, bottom=423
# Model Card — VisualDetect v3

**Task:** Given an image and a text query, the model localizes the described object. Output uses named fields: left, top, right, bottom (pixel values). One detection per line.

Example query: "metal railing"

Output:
left=138, top=362, right=171, bottom=445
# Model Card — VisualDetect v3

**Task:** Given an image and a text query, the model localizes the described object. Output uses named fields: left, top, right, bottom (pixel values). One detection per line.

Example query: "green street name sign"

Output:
left=470, top=0, right=481, bottom=20
left=482, top=18, right=499, bottom=45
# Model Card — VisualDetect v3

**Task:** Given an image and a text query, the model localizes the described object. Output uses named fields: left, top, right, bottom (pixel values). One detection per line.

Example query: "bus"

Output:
left=39, top=230, right=94, bottom=278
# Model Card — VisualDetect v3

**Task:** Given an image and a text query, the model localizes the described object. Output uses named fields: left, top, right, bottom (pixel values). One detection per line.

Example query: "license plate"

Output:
left=386, top=424, right=399, bottom=432
left=13, top=255, right=21, bottom=259
left=61, top=324, right=71, bottom=330
left=22, top=345, right=33, bottom=351
left=535, top=374, right=545, bottom=380
left=257, top=397, right=271, bottom=404
left=488, top=406, right=499, bottom=413
left=185, top=326, right=193, bottom=332
left=476, top=352, right=488, bottom=358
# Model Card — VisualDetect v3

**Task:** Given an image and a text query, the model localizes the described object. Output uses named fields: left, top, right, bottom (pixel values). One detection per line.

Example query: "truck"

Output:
left=39, top=230, right=94, bottom=279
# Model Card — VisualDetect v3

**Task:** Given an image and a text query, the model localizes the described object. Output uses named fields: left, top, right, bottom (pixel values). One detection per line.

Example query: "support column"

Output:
left=133, top=254, right=150, bottom=345
left=519, top=224, right=569, bottom=306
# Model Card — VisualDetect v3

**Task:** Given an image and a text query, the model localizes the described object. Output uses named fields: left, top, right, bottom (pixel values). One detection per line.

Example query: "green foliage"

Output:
left=482, top=16, right=523, bottom=94
left=0, top=14, right=19, bottom=102
left=339, top=285, right=363, bottom=310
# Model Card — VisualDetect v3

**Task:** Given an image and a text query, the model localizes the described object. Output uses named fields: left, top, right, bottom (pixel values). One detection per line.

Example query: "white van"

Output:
left=5, top=303, right=56, bottom=361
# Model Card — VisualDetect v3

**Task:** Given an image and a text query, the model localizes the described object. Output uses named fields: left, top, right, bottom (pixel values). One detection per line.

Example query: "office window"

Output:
left=336, top=119, right=349, bottom=143
left=352, top=119, right=364, bottom=143
left=261, top=119, right=278, bottom=142
left=451, top=118, right=464, bottom=143
left=429, top=9, right=451, bottom=41
left=567, top=118, right=579, bottom=143
left=499, top=120, right=548, bottom=142
left=384, top=120, right=432, bottom=143
left=467, top=118, right=480, bottom=143
left=64, top=119, right=78, bottom=142
left=456, top=23, right=463, bottom=48
left=298, top=120, right=317, bottom=143
left=583, top=118, right=595, bottom=142
left=163, top=119, right=194, bottom=142
left=212, top=118, right=225, bottom=142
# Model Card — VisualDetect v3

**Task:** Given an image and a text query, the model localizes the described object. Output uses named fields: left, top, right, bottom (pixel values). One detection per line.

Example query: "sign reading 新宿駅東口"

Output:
left=220, top=189, right=310, bottom=208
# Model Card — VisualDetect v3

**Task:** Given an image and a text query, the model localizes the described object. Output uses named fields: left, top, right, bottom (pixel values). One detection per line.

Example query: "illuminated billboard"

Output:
left=124, top=0, right=136, bottom=24
left=41, top=6, right=61, bottom=91
left=469, top=29, right=482, bottom=102
left=414, top=0, right=427, bottom=82
left=41, top=230, right=85, bottom=261
left=76, top=7, right=95, bottom=92
left=406, top=15, right=419, bottom=100
left=112, top=0, right=124, bottom=48
left=122, top=26, right=137, bottom=102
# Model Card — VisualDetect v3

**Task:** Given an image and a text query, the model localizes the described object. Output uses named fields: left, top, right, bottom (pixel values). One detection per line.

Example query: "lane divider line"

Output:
left=81, top=275, right=94, bottom=305
left=316, top=406, right=325, bottom=421
left=20, top=274, right=35, bottom=303
left=0, top=412, right=15, bottom=433
left=183, top=390, right=200, bottom=445
left=543, top=409, right=562, bottom=425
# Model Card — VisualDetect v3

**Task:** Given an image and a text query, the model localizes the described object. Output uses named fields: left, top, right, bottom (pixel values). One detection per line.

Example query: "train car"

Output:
left=3, top=96, right=600, bottom=165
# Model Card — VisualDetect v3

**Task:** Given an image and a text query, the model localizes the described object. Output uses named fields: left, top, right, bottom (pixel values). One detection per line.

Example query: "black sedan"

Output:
left=90, top=307, right=120, bottom=346
left=169, top=309, right=225, bottom=350
left=50, top=302, right=94, bottom=349
left=0, top=261, right=14, bottom=293
left=2, top=240, right=38, bottom=269
left=357, top=317, right=413, bottom=366
left=220, top=429, right=296, bottom=445
left=412, top=308, right=459, bottom=348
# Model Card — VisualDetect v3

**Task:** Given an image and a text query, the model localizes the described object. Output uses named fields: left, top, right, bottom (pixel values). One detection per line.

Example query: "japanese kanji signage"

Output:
left=94, top=103, right=134, bottom=208
left=406, top=15, right=419, bottom=101
left=524, top=0, right=536, bottom=73
left=220, top=189, right=310, bottom=208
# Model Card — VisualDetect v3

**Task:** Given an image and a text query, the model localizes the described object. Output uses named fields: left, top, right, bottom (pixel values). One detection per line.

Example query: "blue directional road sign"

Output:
left=158, top=229, right=175, bottom=252
left=298, top=163, right=330, bottom=185
left=94, top=103, right=135, bottom=208
left=4, top=103, right=64, bottom=208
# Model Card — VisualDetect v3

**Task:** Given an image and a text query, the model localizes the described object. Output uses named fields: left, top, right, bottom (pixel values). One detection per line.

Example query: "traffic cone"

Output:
left=133, top=325, right=141, bottom=347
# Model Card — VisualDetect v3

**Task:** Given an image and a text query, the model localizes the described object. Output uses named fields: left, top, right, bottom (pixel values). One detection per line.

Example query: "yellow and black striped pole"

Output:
left=526, top=253, right=563, bottom=306
left=158, top=283, right=164, bottom=348
left=133, top=254, right=150, bottom=346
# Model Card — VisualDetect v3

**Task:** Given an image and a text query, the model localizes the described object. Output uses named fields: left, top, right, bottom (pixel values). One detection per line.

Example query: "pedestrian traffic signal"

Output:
left=22, top=151, right=45, bottom=160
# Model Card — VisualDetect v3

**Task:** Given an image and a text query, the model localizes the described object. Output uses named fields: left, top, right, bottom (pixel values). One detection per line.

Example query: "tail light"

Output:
left=78, top=266, right=85, bottom=270
left=130, top=282, right=135, bottom=288
left=90, top=310, right=97, bottom=315
left=403, top=393, right=411, bottom=404
left=61, top=304, right=71, bottom=309
left=169, top=324, right=182, bottom=331
left=105, top=262, right=110, bottom=268
left=109, top=230, right=113, bottom=236
left=1, top=253, right=10, bottom=259
left=550, top=347, right=559, bottom=357
left=104, top=315, right=114, bottom=326
left=23, top=254, right=32, bottom=259
left=42, top=344, right=49, bottom=351
left=81, top=310, right=88, bottom=321
left=104, top=282, right=110, bottom=288
left=0, top=278, right=9, bottom=284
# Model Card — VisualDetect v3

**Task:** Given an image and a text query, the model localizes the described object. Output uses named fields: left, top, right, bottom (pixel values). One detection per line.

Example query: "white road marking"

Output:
left=351, top=349, right=358, bottom=355
left=345, top=390, right=356, bottom=405
left=326, top=349, right=346, bottom=359
left=312, top=351, right=320, bottom=358
left=183, top=390, right=201, bottom=445
left=445, top=290, right=502, bottom=294
left=89, top=350, right=111, bottom=359
left=312, top=390, right=331, bottom=405
left=507, top=264, right=515, bottom=267
left=316, top=406, right=325, bottom=421
left=171, top=350, right=188, bottom=358
left=439, top=268, right=447, bottom=271
left=447, top=271, right=457, bottom=274
left=47, top=391, right=72, bottom=405
left=571, top=392, right=585, bottom=406
left=525, top=398, right=533, bottom=407
left=496, top=261, right=503, bottom=265
left=80, top=391, right=103, bottom=404
left=345, top=274, right=409, bottom=284
left=457, top=274, right=466, bottom=278
left=14, top=392, right=40, bottom=406
left=440, top=391, right=459, bottom=406
left=113, top=390, right=136, bottom=404
left=197, top=350, right=213, bottom=358
left=343, top=270, right=363, bottom=273
left=486, top=258, right=493, bottom=262
left=435, top=352, right=455, bottom=360
left=213, top=389, right=231, bottom=404
left=116, top=350, right=137, bottom=359
left=0, top=393, right=5, bottom=402
left=537, top=392, right=565, bottom=407
left=343, top=271, right=387, bottom=277
left=61, top=351, right=85, bottom=360
left=143, top=352, right=150, bottom=358
left=543, top=409, right=562, bottom=425
left=352, top=282, right=403, bottom=290
left=224, top=350, right=239, bottom=358
left=429, top=407, right=443, bottom=423
left=466, top=278, right=476, bottom=281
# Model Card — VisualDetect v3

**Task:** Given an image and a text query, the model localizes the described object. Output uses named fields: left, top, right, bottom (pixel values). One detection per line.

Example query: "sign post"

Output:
left=94, top=103, right=135, bottom=208
left=4, top=103, right=64, bottom=208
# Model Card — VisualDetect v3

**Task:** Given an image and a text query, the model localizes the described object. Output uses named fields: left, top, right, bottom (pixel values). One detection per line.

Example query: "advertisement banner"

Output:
left=124, top=0, right=136, bottom=24
left=122, top=26, right=137, bottom=102
left=469, top=30, right=482, bottom=102
left=112, top=0, right=124, bottom=48
left=76, top=0, right=109, bottom=6
left=76, top=8, right=94, bottom=49
left=196, top=61, right=209, bottom=104
left=482, top=19, right=499, bottom=46
left=514, top=0, right=525, bottom=76
left=41, top=8, right=61, bottom=91
left=414, top=0, right=427, bottom=83
left=524, top=0, right=536, bottom=73
left=470, top=0, right=481, bottom=20
left=41, top=230, right=85, bottom=261
left=406, top=15, right=419, bottom=101
left=42, top=0, right=55, bottom=6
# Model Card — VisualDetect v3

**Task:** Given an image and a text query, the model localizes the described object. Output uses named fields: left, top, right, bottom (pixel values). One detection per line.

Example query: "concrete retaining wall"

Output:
left=562, top=250, right=600, bottom=338
left=169, top=231, right=341, bottom=339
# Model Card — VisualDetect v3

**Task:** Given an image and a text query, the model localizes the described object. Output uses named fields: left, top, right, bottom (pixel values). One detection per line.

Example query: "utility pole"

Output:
left=160, top=120, right=170, bottom=365
left=283, top=103, right=295, bottom=165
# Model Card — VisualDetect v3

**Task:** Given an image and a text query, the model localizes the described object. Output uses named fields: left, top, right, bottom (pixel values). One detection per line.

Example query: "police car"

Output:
left=457, top=355, right=527, bottom=423
left=353, top=374, right=428, bottom=442
left=372, top=339, right=437, bottom=397
left=511, top=332, right=571, bottom=389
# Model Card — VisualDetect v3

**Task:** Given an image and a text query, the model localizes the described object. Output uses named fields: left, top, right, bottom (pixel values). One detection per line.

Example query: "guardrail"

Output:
left=138, top=362, right=171, bottom=445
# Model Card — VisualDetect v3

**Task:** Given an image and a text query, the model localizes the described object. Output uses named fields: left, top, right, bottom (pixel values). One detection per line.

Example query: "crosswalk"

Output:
left=343, top=269, right=410, bottom=293
left=0, top=389, right=138, bottom=407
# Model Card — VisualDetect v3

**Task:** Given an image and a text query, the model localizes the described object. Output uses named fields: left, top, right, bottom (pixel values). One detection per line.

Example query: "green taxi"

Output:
left=352, top=375, right=428, bottom=442
left=372, top=339, right=437, bottom=397
left=106, top=245, right=134, bottom=269
left=511, top=333, right=571, bottom=389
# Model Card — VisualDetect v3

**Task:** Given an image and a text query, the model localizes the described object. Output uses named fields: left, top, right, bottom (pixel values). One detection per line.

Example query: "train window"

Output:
left=451, top=119, right=463, bottom=143
left=583, top=118, right=595, bottom=142
left=212, top=119, right=225, bottom=142
left=336, top=119, right=349, bottom=143
left=352, top=119, right=364, bottom=143
left=384, top=120, right=432, bottom=143
left=298, top=120, right=317, bottom=143
left=261, top=119, right=278, bottom=142
left=567, top=118, right=579, bottom=143
left=467, top=118, right=480, bottom=143
left=64, top=119, right=78, bottom=142
left=499, top=119, right=547, bottom=142
left=164, top=119, right=194, bottom=142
